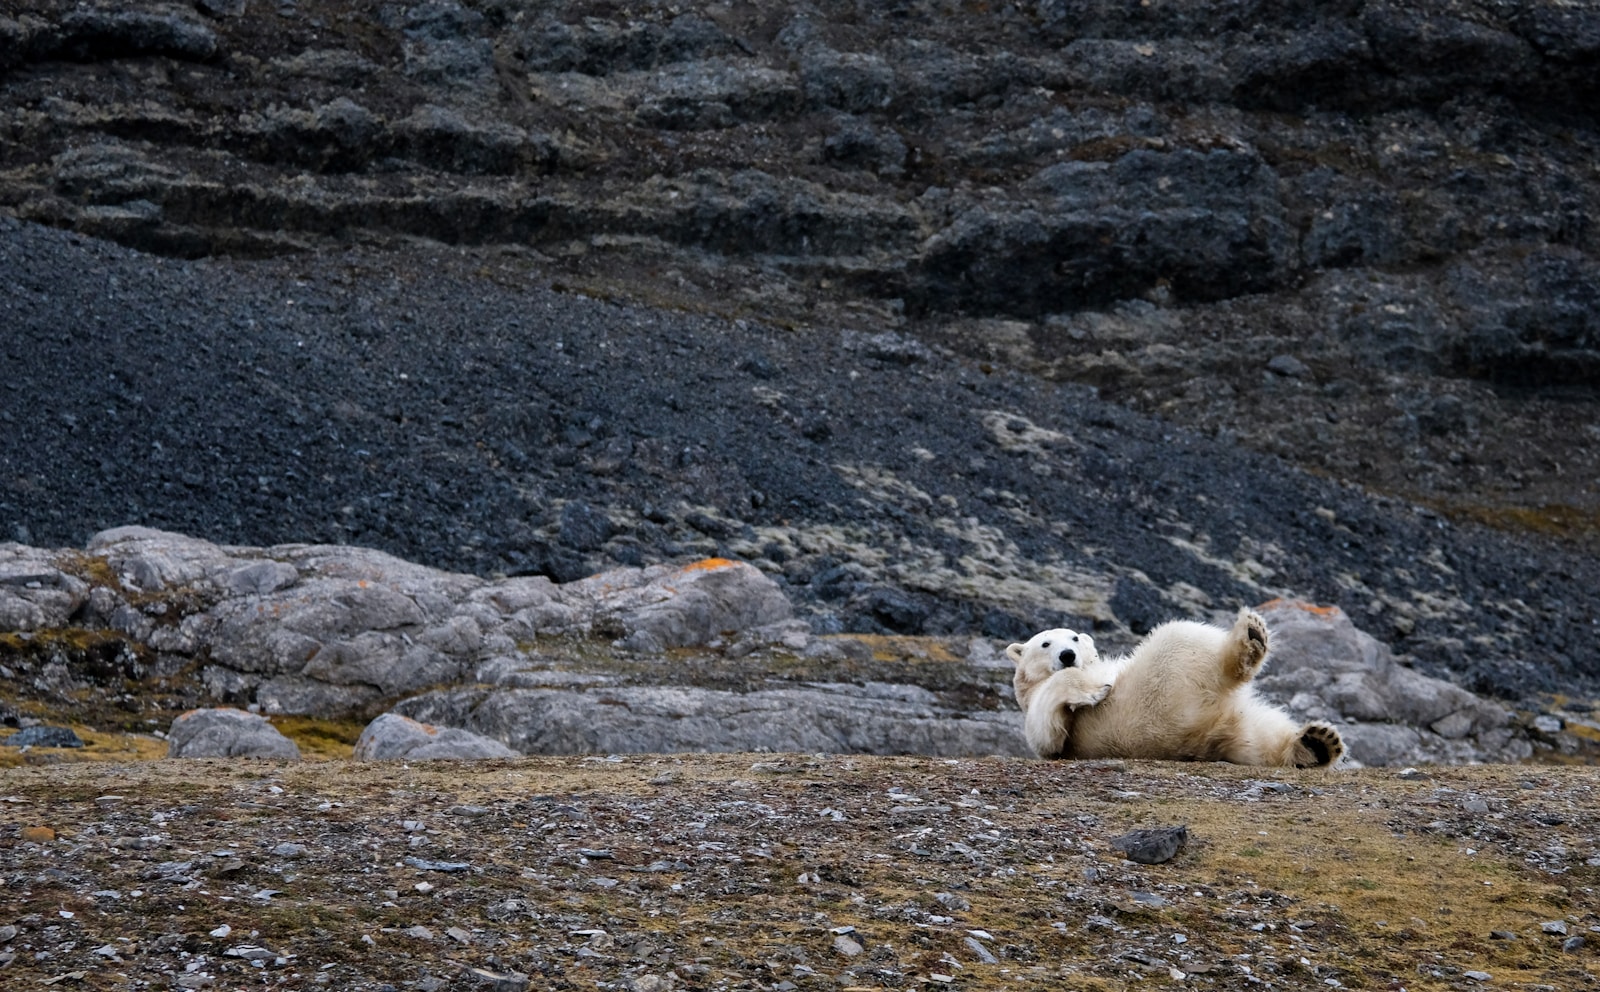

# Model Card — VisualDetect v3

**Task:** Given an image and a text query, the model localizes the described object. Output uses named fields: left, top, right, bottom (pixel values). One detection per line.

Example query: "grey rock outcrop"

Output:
left=166, top=707, right=301, bottom=760
left=75, top=527, right=796, bottom=717
left=1255, top=601, right=1528, bottom=766
left=0, top=528, right=1575, bottom=766
left=354, top=713, right=516, bottom=761
left=0, top=527, right=1026, bottom=758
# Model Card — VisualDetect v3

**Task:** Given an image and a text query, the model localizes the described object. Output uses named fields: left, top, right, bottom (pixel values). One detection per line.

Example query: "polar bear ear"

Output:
left=1005, top=643, right=1025, bottom=663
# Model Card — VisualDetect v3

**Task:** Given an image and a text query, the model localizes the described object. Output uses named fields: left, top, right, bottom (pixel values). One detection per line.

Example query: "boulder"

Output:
left=1255, top=600, right=1524, bottom=765
left=569, top=558, right=794, bottom=652
left=166, top=708, right=301, bottom=760
left=0, top=544, right=88, bottom=630
left=354, top=713, right=517, bottom=761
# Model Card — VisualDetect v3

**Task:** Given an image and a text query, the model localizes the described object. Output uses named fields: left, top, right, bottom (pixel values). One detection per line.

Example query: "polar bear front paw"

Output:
left=1063, top=679, right=1112, bottom=709
left=1292, top=721, right=1345, bottom=768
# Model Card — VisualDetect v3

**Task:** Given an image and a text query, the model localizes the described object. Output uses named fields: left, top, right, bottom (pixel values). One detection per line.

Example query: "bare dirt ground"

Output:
left=2, top=755, right=1598, bottom=991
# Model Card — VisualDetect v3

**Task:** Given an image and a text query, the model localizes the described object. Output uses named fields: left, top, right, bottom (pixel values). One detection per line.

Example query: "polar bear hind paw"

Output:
left=1293, top=721, right=1344, bottom=768
left=1227, top=609, right=1271, bottom=682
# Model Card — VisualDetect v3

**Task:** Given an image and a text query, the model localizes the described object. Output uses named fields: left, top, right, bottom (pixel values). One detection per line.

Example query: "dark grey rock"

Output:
left=56, top=8, right=220, bottom=62
left=823, top=119, right=907, bottom=175
left=800, top=48, right=895, bottom=112
left=1111, top=825, right=1188, bottom=865
left=392, top=105, right=537, bottom=175
left=3, top=725, right=85, bottom=748
left=915, top=149, right=1291, bottom=316
left=196, top=0, right=247, bottom=18
left=1266, top=354, right=1311, bottom=379
left=559, top=501, right=614, bottom=552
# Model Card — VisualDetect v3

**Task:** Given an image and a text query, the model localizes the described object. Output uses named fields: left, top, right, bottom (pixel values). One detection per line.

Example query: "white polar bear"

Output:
left=1006, top=608, right=1344, bottom=768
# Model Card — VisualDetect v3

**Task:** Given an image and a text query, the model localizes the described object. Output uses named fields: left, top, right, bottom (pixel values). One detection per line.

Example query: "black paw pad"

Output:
left=1296, top=725, right=1343, bottom=768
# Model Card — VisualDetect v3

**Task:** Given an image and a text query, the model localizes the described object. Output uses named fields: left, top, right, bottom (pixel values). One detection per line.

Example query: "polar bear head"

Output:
left=1005, top=627, right=1100, bottom=683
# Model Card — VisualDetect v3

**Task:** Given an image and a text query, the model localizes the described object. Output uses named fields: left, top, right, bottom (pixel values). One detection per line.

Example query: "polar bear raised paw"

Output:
left=1226, top=608, right=1271, bottom=683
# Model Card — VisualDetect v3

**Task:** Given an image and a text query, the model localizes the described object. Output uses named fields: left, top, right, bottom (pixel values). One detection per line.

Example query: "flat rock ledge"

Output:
left=0, top=527, right=1572, bottom=766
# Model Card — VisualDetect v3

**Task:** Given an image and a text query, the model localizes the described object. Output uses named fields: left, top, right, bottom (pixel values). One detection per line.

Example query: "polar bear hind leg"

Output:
left=1217, top=695, right=1345, bottom=767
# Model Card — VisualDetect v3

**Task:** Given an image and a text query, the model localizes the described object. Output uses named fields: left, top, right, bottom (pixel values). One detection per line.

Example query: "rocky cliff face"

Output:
left=2, top=0, right=1596, bottom=518
left=1, top=1, right=1597, bottom=727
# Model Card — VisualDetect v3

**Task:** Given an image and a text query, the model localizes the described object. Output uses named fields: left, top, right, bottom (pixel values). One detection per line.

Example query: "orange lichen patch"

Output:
left=1259, top=598, right=1345, bottom=619
left=679, top=557, right=741, bottom=573
left=20, top=826, right=56, bottom=843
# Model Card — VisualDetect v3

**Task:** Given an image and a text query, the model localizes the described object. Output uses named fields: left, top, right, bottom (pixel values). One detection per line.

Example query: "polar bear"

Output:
left=1007, top=608, right=1344, bottom=767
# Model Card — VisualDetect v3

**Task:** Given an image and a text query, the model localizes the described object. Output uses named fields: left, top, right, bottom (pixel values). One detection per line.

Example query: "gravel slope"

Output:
left=2, top=216, right=1597, bottom=703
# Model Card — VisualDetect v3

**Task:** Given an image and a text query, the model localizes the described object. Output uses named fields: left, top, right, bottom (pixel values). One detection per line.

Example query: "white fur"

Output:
left=1008, top=609, right=1344, bottom=767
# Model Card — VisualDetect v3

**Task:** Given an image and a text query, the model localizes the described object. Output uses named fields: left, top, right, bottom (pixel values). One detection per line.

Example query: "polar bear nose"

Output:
left=1058, top=648, right=1077, bottom=667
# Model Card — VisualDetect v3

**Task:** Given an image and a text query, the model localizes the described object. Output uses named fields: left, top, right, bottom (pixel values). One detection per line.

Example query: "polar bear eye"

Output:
left=1040, top=641, right=1051, bottom=649
left=1071, top=635, right=1078, bottom=642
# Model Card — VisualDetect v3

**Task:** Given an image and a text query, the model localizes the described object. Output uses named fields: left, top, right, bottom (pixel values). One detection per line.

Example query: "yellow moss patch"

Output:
left=269, top=715, right=368, bottom=760
left=847, top=634, right=970, bottom=665
left=1564, top=721, right=1600, bottom=744
left=0, top=627, right=132, bottom=655
left=1437, top=501, right=1600, bottom=543
left=52, top=549, right=124, bottom=592
left=0, top=725, right=167, bottom=768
